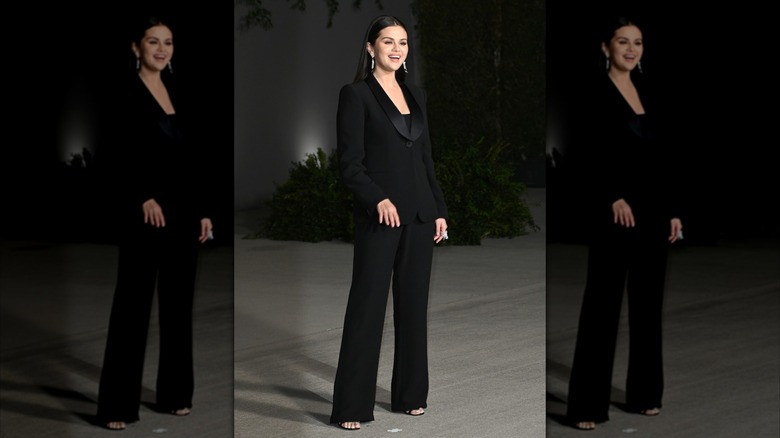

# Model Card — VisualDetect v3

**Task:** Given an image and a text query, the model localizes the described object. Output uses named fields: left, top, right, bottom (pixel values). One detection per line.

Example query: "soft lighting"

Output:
left=59, top=87, right=95, bottom=164
left=294, top=110, right=328, bottom=160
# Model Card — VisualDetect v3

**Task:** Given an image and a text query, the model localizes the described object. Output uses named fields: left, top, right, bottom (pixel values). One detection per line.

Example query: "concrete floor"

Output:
left=0, top=241, right=234, bottom=437
left=546, top=238, right=780, bottom=438
left=233, top=189, right=547, bottom=437
left=4, top=186, right=776, bottom=438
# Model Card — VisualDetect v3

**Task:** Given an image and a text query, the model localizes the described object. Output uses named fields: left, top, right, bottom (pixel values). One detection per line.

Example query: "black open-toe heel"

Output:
left=105, top=421, right=127, bottom=431
left=171, top=407, right=191, bottom=416
left=405, top=408, right=425, bottom=416
left=338, top=421, right=361, bottom=430
left=573, top=421, right=596, bottom=430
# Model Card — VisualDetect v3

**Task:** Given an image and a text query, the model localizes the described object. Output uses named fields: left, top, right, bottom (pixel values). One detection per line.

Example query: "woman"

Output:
left=96, top=16, right=213, bottom=430
left=566, top=17, right=683, bottom=430
left=330, top=15, right=449, bottom=431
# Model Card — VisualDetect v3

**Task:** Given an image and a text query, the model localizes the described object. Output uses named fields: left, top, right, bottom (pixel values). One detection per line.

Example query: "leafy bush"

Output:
left=435, top=138, right=538, bottom=245
left=258, top=141, right=537, bottom=245
left=263, top=148, right=354, bottom=242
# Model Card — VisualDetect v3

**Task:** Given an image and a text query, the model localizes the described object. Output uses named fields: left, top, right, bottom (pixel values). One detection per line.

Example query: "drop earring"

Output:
left=605, top=58, right=610, bottom=71
left=370, top=56, right=374, bottom=71
left=403, top=61, right=408, bottom=74
left=168, top=61, right=173, bottom=74
left=136, top=57, right=140, bottom=71
left=637, top=61, right=643, bottom=73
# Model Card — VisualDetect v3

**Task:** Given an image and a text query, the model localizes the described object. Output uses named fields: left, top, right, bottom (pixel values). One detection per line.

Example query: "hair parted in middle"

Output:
left=353, top=15, right=409, bottom=84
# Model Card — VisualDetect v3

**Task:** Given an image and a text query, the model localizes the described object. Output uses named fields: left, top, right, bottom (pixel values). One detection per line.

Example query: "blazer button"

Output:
left=405, top=141, right=413, bottom=148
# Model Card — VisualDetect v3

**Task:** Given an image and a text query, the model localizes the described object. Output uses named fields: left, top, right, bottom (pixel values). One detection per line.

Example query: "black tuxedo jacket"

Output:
left=103, top=73, right=209, bottom=233
left=577, top=73, right=680, bottom=234
left=337, top=75, right=448, bottom=224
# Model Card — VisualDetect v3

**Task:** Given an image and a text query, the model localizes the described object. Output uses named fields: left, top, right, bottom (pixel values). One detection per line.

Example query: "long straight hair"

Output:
left=353, top=15, right=409, bottom=84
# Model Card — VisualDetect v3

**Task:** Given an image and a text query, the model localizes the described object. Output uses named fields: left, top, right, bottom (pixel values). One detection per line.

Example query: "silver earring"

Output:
left=403, top=61, right=408, bottom=74
left=168, top=61, right=173, bottom=74
left=637, top=61, right=643, bottom=73
left=370, top=57, right=374, bottom=71
left=605, top=58, right=610, bottom=71
left=136, top=58, right=140, bottom=70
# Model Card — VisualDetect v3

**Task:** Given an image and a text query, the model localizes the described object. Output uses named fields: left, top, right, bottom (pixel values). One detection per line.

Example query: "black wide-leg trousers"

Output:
left=567, top=225, right=669, bottom=423
left=330, top=219, right=434, bottom=424
left=97, top=224, right=198, bottom=423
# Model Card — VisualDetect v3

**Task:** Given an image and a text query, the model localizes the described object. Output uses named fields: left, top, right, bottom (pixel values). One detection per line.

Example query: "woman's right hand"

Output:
left=612, top=198, right=635, bottom=227
left=143, top=198, right=166, bottom=227
left=377, top=198, right=400, bottom=227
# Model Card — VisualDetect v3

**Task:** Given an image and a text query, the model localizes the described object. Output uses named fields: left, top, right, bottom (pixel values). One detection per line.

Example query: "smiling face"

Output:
left=132, top=25, right=173, bottom=74
left=367, top=25, right=408, bottom=74
left=602, top=25, right=643, bottom=73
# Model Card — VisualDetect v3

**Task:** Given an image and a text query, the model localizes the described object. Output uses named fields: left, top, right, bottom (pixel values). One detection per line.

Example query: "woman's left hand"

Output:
left=199, top=218, right=213, bottom=243
left=668, top=218, right=683, bottom=243
left=434, top=218, right=448, bottom=244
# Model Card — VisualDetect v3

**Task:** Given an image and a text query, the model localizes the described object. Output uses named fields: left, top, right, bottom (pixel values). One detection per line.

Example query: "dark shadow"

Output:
left=546, top=357, right=572, bottom=382
left=0, top=397, right=89, bottom=426
left=232, top=381, right=333, bottom=425
left=141, top=397, right=173, bottom=414
left=38, top=383, right=155, bottom=427
left=81, top=413, right=102, bottom=427
left=272, top=385, right=331, bottom=406
left=610, top=387, right=627, bottom=403
left=546, top=412, right=570, bottom=427
left=0, top=380, right=105, bottom=427
left=233, top=397, right=330, bottom=425
left=613, top=401, right=632, bottom=413
left=39, top=386, right=95, bottom=404
left=546, top=358, right=627, bottom=420
left=273, top=384, right=333, bottom=425
left=546, top=391, right=566, bottom=404
left=545, top=387, right=570, bottom=427
left=613, top=401, right=649, bottom=414
left=310, top=412, right=332, bottom=426
left=376, top=401, right=392, bottom=412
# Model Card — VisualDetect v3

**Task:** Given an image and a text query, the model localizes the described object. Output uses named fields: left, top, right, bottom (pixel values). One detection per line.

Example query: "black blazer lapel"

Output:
left=365, top=75, right=424, bottom=141
left=401, top=82, right=424, bottom=141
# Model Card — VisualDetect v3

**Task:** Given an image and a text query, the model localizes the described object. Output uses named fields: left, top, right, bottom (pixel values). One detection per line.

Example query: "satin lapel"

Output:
left=401, top=82, right=424, bottom=141
left=134, top=74, right=166, bottom=117
left=365, top=76, right=415, bottom=141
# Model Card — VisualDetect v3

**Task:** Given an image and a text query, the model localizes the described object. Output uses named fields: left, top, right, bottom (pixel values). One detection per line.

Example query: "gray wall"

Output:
left=234, top=2, right=419, bottom=210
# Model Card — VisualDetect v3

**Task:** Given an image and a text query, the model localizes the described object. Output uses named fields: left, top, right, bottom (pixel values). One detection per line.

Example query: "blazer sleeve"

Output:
left=108, top=79, right=165, bottom=217
left=336, top=84, right=388, bottom=212
left=122, top=124, right=163, bottom=209
left=580, top=77, right=633, bottom=214
left=418, top=88, right=449, bottom=219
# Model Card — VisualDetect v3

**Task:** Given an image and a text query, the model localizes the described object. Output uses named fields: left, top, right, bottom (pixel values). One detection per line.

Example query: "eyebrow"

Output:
left=379, top=37, right=408, bottom=42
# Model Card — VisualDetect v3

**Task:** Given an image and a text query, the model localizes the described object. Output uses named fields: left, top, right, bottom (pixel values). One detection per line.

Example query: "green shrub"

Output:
left=263, top=148, right=354, bottom=242
left=435, top=138, right=538, bottom=245
left=257, top=141, right=537, bottom=245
